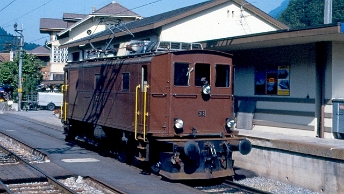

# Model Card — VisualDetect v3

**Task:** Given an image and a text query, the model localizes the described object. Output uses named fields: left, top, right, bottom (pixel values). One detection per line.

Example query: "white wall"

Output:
left=160, top=2, right=277, bottom=42
left=234, top=44, right=318, bottom=128
left=331, top=42, right=344, bottom=99
left=68, top=18, right=107, bottom=43
left=234, top=44, right=316, bottom=98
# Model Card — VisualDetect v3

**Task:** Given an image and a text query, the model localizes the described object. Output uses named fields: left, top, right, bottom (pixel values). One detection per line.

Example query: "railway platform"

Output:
left=3, top=110, right=344, bottom=193
left=234, top=126, right=344, bottom=194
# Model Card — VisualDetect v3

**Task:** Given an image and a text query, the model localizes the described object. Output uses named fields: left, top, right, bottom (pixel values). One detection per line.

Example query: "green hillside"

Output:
left=0, top=27, right=39, bottom=52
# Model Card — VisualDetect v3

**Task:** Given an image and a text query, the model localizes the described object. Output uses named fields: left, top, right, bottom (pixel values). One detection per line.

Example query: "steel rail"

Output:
left=84, top=176, right=127, bottom=194
left=224, top=179, right=272, bottom=194
left=0, top=179, right=12, bottom=194
left=0, top=144, right=77, bottom=194
left=0, top=131, right=48, bottom=161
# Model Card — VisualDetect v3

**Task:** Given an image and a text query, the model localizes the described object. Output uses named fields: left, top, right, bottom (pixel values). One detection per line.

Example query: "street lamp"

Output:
left=14, top=23, right=24, bottom=111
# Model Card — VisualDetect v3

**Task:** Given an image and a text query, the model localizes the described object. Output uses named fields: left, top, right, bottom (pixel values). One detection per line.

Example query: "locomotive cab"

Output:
left=144, top=50, right=250, bottom=179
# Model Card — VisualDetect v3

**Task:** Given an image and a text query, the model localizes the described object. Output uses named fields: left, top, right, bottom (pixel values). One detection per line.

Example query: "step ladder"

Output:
left=135, top=135, right=149, bottom=162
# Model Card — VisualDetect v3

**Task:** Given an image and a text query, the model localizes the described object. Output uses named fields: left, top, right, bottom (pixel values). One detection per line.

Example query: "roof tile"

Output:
left=40, top=18, right=67, bottom=29
left=94, top=2, right=140, bottom=16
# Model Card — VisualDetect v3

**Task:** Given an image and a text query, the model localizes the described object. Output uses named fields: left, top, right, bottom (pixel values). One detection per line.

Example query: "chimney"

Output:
left=324, top=0, right=332, bottom=24
left=92, top=6, right=96, bottom=13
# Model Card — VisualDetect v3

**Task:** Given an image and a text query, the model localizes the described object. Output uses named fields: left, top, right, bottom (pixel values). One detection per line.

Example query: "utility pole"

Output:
left=324, top=0, right=332, bottom=24
left=14, top=23, right=23, bottom=111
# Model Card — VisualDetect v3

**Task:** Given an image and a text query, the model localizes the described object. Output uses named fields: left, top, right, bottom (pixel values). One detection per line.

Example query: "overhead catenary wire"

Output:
left=1, top=0, right=165, bottom=45
left=0, top=0, right=17, bottom=12
left=87, top=0, right=164, bottom=45
left=1, top=0, right=54, bottom=28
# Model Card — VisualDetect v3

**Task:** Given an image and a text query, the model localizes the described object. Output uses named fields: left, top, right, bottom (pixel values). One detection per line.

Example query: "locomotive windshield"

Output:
left=195, top=63, right=210, bottom=86
left=174, top=62, right=190, bottom=86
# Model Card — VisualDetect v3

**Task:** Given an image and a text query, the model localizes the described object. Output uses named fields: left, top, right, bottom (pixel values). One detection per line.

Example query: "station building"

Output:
left=201, top=23, right=344, bottom=138
left=46, top=0, right=344, bottom=138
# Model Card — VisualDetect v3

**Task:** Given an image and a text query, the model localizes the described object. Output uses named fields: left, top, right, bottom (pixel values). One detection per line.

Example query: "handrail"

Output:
left=143, top=85, right=150, bottom=142
left=63, top=85, right=68, bottom=122
left=134, top=84, right=140, bottom=140
left=173, top=94, right=197, bottom=98
left=61, top=85, right=63, bottom=120
left=151, top=93, right=166, bottom=97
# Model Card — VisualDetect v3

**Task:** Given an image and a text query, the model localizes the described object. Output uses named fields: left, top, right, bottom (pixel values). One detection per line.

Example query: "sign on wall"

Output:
left=277, top=65, right=290, bottom=96
left=254, top=65, right=290, bottom=96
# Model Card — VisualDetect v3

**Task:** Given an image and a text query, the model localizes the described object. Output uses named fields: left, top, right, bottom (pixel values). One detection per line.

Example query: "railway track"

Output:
left=193, top=178, right=271, bottom=194
left=0, top=131, right=126, bottom=193
left=0, top=131, right=48, bottom=164
left=2, top=112, right=272, bottom=194
left=0, top=142, right=76, bottom=193
left=224, top=179, right=271, bottom=194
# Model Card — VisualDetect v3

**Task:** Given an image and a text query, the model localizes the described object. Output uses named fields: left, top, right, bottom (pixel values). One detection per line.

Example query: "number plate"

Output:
left=198, top=110, right=206, bottom=117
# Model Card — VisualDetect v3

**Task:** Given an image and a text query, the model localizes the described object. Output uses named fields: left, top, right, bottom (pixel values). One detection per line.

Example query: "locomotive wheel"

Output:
left=65, top=132, right=76, bottom=142
left=150, top=162, right=160, bottom=174
left=64, top=120, right=76, bottom=142
left=117, top=141, right=128, bottom=163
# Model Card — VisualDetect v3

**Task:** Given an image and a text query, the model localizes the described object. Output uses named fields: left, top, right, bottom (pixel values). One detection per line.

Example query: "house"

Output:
left=40, top=18, right=71, bottom=81
left=26, top=46, right=51, bottom=81
left=0, top=53, right=12, bottom=63
left=61, top=0, right=287, bottom=61
left=39, top=1, right=141, bottom=81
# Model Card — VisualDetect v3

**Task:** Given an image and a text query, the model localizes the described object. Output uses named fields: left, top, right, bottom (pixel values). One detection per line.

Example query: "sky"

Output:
left=0, top=0, right=285, bottom=46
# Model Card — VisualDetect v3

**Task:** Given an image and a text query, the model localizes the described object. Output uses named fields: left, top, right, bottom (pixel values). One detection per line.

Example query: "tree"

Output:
left=278, top=0, right=344, bottom=28
left=0, top=51, right=43, bottom=102
left=21, top=52, right=43, bottom=95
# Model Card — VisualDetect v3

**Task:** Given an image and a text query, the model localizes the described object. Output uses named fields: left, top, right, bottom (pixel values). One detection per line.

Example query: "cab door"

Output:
left=146, top=55, right=170, bottom=134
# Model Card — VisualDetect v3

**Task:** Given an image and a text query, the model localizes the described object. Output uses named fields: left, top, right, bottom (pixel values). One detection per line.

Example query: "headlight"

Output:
left=174, top=118, right=184, bottom=129
left=202, top=84, right=211, bottom=95
left=225, top=118, right=235, bottom=133
left=174, top=118, right=184, bottom=134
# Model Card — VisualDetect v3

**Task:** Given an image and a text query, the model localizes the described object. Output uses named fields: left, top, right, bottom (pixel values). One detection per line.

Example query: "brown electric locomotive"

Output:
left=61, top=41, right=251, bottom=180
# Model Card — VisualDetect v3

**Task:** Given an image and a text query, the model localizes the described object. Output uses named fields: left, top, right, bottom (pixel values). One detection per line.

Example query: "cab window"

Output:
left=195, top=63, right=210, bottom=86
left=174, top=62, right=190, bottom=86
left=122, top=73, right=130, bottom=91
left=215, top=64, right=230, bottom=87
left=94, top=74, right=100, bottom=89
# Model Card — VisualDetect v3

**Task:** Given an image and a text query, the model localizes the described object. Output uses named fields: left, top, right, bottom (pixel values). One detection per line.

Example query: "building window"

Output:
left=72, top=52, right=80, bottom=61
left=122, top=73, right=129, bottom=91
left=215, top=64, right=230, bottom=87
left=195, top=63, right=210, bottom=86
left=174, top=62, right=190, bottom=86
left=53, top=74, right=64, bottom=81
left=52, top=46, right=68, bottom=63
left=255, top=65, right=290, bottom=96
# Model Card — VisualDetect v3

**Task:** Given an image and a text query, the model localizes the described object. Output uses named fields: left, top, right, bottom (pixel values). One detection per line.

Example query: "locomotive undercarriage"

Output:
left=64, top=119, right=251, bottom=180
left=152, top=139, right=236, bottom=180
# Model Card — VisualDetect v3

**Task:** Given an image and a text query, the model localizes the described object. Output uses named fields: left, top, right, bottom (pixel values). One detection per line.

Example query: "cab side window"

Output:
left=215, top=64, right=230, bottom=87
left=122, top=73, right=130, bottom=91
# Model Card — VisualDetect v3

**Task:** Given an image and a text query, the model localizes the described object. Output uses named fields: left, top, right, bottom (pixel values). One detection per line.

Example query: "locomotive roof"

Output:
left=66, top=49, right=232, bottom=69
